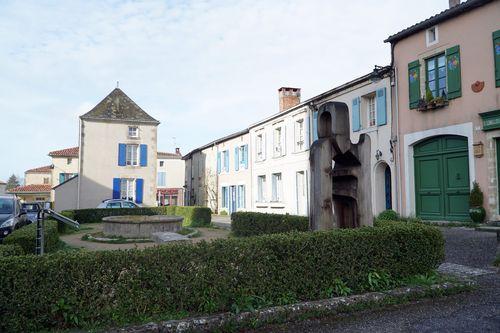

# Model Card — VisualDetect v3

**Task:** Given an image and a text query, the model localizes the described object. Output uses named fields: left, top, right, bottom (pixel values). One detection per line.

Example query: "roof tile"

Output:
left=25, top=165, right=53, bottom=173
left=48, top=147, right=79, bottom=157
left=8, top=184, right=52, bottom=193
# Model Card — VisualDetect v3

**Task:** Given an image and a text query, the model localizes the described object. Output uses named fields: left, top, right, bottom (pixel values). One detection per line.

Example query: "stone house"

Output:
left=157, top=149, right=185, bottom=206
left=386, top=0, right=500, bottom=221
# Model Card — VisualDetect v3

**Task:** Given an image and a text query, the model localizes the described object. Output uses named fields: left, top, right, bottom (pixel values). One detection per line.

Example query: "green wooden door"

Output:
left=414, top=136, right=469, bottom=221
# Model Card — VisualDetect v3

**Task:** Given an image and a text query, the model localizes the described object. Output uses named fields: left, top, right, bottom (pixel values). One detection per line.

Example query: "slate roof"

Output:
left=384, top=0, right=493, bottom=43
left=8, top=184, right=52, bottom=193
left=80, top=88, right=160, bottom=124
left=48, top=147, right=79, bottom=157
left=25, top=165, right=54, bottom=173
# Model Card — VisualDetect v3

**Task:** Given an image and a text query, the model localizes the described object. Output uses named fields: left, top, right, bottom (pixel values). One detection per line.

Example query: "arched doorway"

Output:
left=414, top=135, right=469, bottom=221
left=374, top=162, right=392, bottom=214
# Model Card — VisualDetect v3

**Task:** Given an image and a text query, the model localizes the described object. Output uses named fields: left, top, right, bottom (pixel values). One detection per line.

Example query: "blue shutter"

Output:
left=234, top=147, right=239, bottom=171
left=352, top=97, right=361, bottom=132
left=224, top=150, right=229, bottom=172
left=140, top=144, right=148, bottom=166
left=135, top=178, right=144, bottom=204
left=118, top=144, right=126, bottom=166
left=113, top=178, right=121, bottom=199
left=243, top=144, right=249, bottom=169
left=376, top=88, right=387, bottom=126
left=59, top=173, right=65, bottom=184
left=312, top=111, right=318, bottom=141
left=217, top=152, right=221, bottom=174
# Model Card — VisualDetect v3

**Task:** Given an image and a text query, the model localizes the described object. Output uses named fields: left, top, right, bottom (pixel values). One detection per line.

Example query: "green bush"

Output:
left=376, top=209, right=399, bottom=221
left=62, top=206, right=211, bottom=227
left=0, top=244, right=25, bottom=257
left=0, top=222, right=444, bottom=331
left=231, top=212, right=309, bottom=237
left=3, top=221, right=60, bottom=254
left=469, top=181, right=484, bottom=207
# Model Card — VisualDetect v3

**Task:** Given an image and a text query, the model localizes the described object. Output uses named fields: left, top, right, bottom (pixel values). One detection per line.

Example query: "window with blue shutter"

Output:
left=118, top=144, right=126, bottom=166
left=140, top=144, right=148, bottom=166
left=59, top=173, right=65, bottom=184
left=376, top=88, right=387, bottom=126
left=234, top=147, right=239, bottom=171
left=112, top=178, right=121, bottom=199
left=135, top=178, right=144, bottom=204
left=217, top=152, right=221, bottom=174
left=352, top=97, right=361, bottom=132
left=224, top=150, right=229, bottom=172
left=312, top=111, right=318, bottom=141
left=243, top=144, right=249, bottom=169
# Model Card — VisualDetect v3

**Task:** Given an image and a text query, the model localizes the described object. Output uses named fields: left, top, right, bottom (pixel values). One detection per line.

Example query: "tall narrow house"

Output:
left=76, top=88, right=159, bottom=208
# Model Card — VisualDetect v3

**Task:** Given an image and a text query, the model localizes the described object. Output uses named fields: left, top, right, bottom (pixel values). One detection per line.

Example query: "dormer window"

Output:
left=426, top=26, right=438, bottom=47
left=128, top=126, right=139, bottom=138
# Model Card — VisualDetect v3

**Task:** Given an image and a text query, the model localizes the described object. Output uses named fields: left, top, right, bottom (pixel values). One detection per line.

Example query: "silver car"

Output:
left=97, top=199, right=140, bottom=209
left=0, top=195, right=29, bottom=241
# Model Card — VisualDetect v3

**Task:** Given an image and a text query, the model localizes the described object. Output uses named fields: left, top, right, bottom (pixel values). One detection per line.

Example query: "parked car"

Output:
left=0, top=195, right=29, bottom=241
left=97, top=199, right=140, bottom=209
left=21, top=202, right=42, bottom=224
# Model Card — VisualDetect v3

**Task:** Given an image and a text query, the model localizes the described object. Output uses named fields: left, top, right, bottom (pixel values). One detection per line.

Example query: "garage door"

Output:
left=414, top=136, right=470, bottom=221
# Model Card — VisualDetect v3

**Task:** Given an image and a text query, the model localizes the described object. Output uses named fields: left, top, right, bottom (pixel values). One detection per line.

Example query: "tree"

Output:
left=6, top=174, right=20, bottom=190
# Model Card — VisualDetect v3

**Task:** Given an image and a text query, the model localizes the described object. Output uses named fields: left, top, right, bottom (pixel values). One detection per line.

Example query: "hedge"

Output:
left=3, top=221, right=60, bottom=254
left=62, top=206, right=211, bottom=227
left=231, top=211, right=309, bottom=237
left=0, top=244, right=24, bottom=257
left=0, top=222, right=444, bottom=331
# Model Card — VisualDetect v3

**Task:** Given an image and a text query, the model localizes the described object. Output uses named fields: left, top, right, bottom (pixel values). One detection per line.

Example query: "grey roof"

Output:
left=80, top=88, right=160, bottom=124
left=384, top=0, right=493, bottom=44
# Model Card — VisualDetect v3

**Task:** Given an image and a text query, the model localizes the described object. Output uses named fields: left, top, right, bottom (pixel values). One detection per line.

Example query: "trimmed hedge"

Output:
left=0, top=244, right=24, bottom=257
left=3, top=221, right=60, bottom=254
left=0, top=222, right=444, bottom=331
left=62, top=206, right=211, bottom=227
left=231, top=212, right=309, bottom=237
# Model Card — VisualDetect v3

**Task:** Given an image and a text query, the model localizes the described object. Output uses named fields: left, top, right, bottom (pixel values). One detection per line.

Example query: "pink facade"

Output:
left=390, top=1, right=500, bottom=220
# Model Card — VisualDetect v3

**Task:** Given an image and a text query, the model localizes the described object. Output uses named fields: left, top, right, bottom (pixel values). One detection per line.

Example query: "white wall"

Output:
left=54, top=176, right=78, bottom=212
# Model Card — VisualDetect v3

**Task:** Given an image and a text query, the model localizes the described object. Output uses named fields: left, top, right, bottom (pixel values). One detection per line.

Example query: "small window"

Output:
left=128, top=126, right=139, bottom=138
left=271, top=173, right=283, bottom=202
left=273, top=126, right=284, bottom=157
left=67, top=158, right=72, bottom=165
left=426, top=54, right=447, bottom=97
left=43, top=177, right=49, bottom=184
left=367, top=96, right=376, bottom=127
left=294, top=119, right=305, bottom=152
left=426, top=26, right=438, bottom=46
left=256, top=133, right=264, bottom=161
left=257, top=175, right=266, bottom=202
left=159, top=161, right=164, bottom=167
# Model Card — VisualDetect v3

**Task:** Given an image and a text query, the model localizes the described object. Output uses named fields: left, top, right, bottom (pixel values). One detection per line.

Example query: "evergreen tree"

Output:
left=6, top=174, right=20, bottom=190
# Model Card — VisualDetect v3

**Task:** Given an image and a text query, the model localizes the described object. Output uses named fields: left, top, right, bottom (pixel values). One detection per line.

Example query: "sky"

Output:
left=0, top=0, right=448, bottom=181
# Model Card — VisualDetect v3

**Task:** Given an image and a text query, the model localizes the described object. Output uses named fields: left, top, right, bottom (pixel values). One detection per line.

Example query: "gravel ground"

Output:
left=250, top=227, right=500, bottom=333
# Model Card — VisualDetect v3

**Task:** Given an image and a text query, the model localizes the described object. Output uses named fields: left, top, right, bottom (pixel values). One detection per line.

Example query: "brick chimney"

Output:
left=449, top=0, right=460, bottom=8
left=278, top=87, right=301, bottom=112
left=175, top=148, right=181, bottom=156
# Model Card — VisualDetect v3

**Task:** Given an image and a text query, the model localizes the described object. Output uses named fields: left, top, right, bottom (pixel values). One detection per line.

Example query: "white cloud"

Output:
left=0, top=0, right=448, bottom=180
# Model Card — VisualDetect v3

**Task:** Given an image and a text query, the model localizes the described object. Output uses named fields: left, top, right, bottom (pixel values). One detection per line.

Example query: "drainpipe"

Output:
left=394, top=66, right=402, bottom=214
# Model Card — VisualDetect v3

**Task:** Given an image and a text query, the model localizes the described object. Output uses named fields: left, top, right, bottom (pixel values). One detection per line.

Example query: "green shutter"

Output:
left=446, top=45, right=461, bottom=99
left=493, top=30, right=500, bottom=88
left=408, top=60, right=420, bottom=109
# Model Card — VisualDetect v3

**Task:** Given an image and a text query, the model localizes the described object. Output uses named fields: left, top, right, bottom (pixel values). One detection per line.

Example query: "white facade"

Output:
left=157, top=151, right=185, bottom=206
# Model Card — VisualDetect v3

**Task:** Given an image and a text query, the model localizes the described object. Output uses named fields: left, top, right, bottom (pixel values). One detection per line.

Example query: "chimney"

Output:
left=175, top=147, right=181, bottom=155
left=449, top=0, right=460, bottom=8
left=278, top=87, right=301, bottom=112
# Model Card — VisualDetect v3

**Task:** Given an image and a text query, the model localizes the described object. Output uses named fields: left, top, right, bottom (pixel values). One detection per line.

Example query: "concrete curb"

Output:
left=109, top=280, right=475, bottom=333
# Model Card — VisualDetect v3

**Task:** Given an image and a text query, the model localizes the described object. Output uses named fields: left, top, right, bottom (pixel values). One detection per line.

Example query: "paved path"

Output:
left=251, top=227, right=500, bottom=333
left=211, top=214, right=231, bottom=229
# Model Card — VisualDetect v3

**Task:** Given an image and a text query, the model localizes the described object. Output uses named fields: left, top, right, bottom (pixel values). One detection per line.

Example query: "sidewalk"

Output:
left=211, top=215, right=231, bottom=229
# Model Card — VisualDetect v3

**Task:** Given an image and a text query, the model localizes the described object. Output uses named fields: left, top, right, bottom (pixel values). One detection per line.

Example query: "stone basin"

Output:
left=102, top=215, right=184, bottom=238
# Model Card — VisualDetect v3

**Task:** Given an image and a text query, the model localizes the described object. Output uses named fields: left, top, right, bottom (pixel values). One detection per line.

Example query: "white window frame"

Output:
left=257, top=175, right=266, bottom=202
left=367, top=95, right=376, bottom=127
left=237, top=184, right=245, bottom=208
left=120, top=178, right=136, bottom=201
left=126, top=144, right=139, bottom=166
left=256, top=133, right=265, bottom=161
left=294, top=118, right=305, bottom=152
left=271, top=172, right=283, bottom=202
left=238, top=145, right=245, bottom=168
left=426, top=26, right=438, bottom=47
left=157, top=171, right=166, bottom=187
left=128, top=126, right=139, bottom=138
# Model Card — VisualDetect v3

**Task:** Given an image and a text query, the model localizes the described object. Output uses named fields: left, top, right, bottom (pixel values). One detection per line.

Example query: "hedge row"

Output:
left=3, top=221, right=60, bottom=254
left=231, top=211, right=309, bottom=237
left=62, top=206, right=211, bottom=227
left=0, top=222, right=444, bottom=331
left=0, top=244, right=24, bottom=257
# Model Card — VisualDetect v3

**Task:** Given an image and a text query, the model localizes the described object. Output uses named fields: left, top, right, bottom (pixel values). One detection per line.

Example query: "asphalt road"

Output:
left=250, top=228, right=500, bottom=333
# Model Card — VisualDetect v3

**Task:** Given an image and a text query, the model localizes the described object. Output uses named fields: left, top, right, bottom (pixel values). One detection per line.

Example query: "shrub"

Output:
left=469, top=181, right=484, bottom=207
left=0, top=244, right=24, bottom=257
left=3, top=221, right=60, bottom=254
left=376, top=209, right=399, bottom=221
left=62, top=206, right=211, bottom=227
left=0, top=222, right=444, bottom=331
left=231, top=212, right=309, bottom=237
